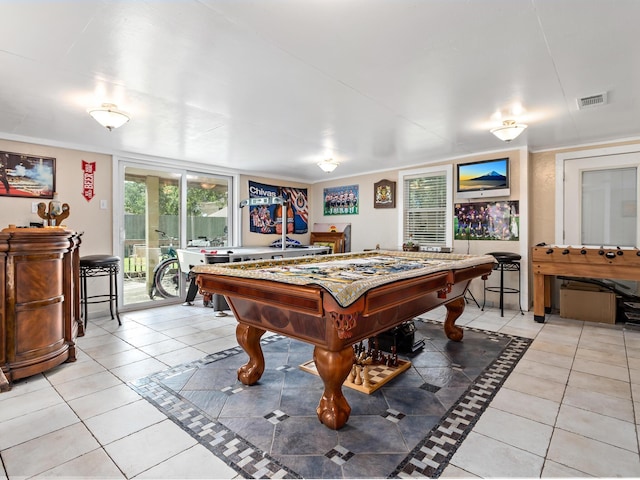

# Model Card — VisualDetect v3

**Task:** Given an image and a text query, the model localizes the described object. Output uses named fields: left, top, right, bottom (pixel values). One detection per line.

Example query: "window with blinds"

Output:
left=400, top=166, right=452, bottom=247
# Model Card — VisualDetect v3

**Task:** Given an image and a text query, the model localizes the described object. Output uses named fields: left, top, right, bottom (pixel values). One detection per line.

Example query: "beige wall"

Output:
left=310, top=150, right=524, bottom=254
left=0, top=139, right=113, bottom=256
left=310, top=171, right=400, bottom=251
left=452, top=149, right=523, bottom=258
left=529, top=150, right=556, bottom=247
left=4, top=135, right=640, bottom=314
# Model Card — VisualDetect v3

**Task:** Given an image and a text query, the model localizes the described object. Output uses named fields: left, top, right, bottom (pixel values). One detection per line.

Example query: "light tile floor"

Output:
left=1, top=301, right=640, bottom=479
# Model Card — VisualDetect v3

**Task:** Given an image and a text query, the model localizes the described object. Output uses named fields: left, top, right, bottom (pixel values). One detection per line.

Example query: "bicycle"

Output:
left=149, top=230, right=181, bottom=299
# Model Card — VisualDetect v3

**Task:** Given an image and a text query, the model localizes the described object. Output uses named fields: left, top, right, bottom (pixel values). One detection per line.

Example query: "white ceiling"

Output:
left=1, top=0, right=639, bottom=183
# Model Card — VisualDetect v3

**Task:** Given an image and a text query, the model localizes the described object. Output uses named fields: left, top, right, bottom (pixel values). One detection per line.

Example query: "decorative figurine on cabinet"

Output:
left=37, top=193, right=70, bottom=226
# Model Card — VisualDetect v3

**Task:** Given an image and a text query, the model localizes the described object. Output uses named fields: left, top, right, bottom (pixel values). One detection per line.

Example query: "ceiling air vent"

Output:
left=577, top=92, right=608, bottom=110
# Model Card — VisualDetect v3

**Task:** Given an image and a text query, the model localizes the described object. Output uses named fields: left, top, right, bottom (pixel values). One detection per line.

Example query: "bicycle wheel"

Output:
left=153, top=259, right=180, bottom=298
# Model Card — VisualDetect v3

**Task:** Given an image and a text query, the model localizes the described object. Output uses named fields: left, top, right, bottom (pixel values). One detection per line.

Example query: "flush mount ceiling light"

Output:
left=87, top=103, right=130, bottom=131
left=317, top=158, right=339, bottom=173
left=490, top=119, right=527, bottom=142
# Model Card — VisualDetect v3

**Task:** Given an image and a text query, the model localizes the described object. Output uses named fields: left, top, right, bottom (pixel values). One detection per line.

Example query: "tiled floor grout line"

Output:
left=64, top=314, right=242, bottom=479
left=2, top=304, right=640, bottom=478
left=453, top=315, right=640, bottom=476
left=129, top=320, right=531, bottom=478
left=624, top=328, right=640, bottom=459
left=538, top=320, right=579, bottom=475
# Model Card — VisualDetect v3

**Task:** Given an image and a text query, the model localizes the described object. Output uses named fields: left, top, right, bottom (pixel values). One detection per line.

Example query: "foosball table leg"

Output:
left=533, top=272, right=547, bottom=323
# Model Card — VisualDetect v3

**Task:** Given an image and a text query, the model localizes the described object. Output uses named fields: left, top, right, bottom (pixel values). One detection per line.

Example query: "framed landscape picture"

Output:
left=0, top=151, right=55, bottom=199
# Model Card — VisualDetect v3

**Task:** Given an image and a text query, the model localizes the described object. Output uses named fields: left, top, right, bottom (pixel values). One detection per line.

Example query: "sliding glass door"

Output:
left=119, top=162, right=231, bottom=309
left=186, top=173, right=229, bottom=249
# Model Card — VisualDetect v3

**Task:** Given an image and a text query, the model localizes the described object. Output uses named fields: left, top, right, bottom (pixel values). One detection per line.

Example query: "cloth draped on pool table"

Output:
left=192, top=250, right=496, bottom=308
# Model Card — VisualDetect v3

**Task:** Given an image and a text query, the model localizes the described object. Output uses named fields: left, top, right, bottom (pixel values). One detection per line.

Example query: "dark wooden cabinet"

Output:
left=0, top=227, right=83, bottom=390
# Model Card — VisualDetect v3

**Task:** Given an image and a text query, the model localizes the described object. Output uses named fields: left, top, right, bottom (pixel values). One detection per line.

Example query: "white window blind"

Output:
left=403, top=171, right=448, bottom=246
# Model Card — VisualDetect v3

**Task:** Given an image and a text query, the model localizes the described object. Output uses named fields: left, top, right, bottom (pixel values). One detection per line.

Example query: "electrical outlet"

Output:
left=31, top=202, right=38, bottom=214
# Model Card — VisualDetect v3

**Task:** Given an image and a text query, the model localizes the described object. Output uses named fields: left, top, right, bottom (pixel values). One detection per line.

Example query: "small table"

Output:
left=194, top=251, right=494, bottom=430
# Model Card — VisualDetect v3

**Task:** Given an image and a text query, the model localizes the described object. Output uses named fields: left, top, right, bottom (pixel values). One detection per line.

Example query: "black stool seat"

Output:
left=80, top=255, right=121, bottom=328
left=487, top=251, right=521, bottom=263
left=482, top=251, right=523, bottom=317
left=80, top=254, right=120, bottom=268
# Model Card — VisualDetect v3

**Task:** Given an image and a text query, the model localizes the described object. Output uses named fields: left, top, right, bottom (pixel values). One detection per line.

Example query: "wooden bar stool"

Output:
left=80, top=255, right=121, bottom=328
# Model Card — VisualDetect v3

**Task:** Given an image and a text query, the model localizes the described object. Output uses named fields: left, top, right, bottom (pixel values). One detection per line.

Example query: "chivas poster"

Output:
left=248, top=181, right=308, bottom=234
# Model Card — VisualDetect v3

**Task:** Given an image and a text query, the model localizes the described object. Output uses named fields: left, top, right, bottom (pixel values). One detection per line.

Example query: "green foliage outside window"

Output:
left=124, top=180, right=227, bottom=216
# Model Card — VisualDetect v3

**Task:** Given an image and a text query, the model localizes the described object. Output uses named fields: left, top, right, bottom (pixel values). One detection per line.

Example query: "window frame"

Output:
left=397, top=164, right=453, bottom=249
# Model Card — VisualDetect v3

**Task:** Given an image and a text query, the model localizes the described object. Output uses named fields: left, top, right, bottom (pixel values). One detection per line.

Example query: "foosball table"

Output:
left=531, top=244, right=640, bottom=323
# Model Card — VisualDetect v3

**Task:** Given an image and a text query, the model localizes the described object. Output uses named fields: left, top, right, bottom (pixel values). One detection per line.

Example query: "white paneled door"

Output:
left=563, top=152, right=639, bottom=248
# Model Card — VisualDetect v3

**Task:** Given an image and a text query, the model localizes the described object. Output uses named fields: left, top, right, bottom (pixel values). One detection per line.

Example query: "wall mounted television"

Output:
left=456, top=157, right=510, bottom=199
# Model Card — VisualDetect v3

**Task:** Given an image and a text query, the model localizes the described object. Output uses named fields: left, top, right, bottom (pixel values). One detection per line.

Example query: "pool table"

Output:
left=193, top=250, right=495, bottom=429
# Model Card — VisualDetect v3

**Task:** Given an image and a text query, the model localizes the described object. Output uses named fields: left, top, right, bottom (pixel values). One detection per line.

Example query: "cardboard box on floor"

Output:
left=560, top=281, right=617, bottom=324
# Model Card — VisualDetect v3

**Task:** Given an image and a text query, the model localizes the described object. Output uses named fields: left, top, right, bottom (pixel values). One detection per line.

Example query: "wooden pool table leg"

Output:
left=236, top=323, right=266, bottom=385
left=444, top=297, right=465, bottom=341
left=313, top=345, right=354, bottom=430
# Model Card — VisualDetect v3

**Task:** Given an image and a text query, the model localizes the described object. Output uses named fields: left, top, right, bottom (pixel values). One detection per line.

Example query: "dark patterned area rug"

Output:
left=130, top=319, right=531, bottom=479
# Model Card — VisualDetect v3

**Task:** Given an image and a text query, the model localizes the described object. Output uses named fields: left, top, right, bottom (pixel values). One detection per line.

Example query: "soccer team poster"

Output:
left=454, top=200, right=519, bottom=241
left=323, top=185, right=359, bottom=215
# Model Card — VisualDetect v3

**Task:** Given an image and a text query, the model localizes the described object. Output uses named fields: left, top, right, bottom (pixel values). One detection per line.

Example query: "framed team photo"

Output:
left=323, top=185, right=359, bottom=215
